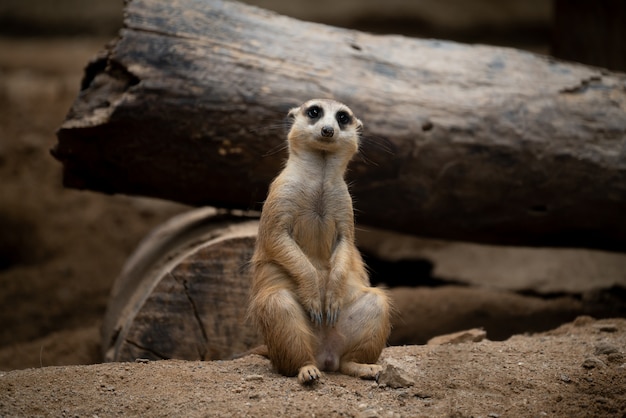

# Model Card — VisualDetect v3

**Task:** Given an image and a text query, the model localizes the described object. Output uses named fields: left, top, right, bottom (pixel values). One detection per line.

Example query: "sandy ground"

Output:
left=2, top=318, right=625, bottom=417
left=1, top=36, right=625, bottom=417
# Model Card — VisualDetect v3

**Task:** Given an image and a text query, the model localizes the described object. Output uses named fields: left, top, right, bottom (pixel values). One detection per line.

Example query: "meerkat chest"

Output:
left=291, top=181, right=350, bottom=262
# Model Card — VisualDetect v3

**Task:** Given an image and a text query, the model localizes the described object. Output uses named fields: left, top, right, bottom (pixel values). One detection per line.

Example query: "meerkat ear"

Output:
left=285, top=106, right=300, bottom=132
left=287, top=106, right=300, bottom=120
left=355, top=117, right=363, bottom=131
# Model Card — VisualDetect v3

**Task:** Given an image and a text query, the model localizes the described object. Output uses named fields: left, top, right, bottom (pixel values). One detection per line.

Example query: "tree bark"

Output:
left=53, top=0, right=626, bottom=250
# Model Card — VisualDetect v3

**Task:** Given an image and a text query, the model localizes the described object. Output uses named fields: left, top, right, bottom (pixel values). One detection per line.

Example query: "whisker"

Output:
left=357, top=133, right=396, bottom=166
left=262, top=141, right=288, bottom=157
left=246, top=117, right=292, bottom=158
left=361, top=133, right=395, bottom=154
left=247, top=123, right=289, bottom=135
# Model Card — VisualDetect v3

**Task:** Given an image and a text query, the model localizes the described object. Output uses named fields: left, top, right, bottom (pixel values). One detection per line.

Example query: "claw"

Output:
left=325, top=309, right=334, bottom=327
left=310, top=310, right=322, bottom=327
left=298, top=365, right=322, bottom=385
left=325, top=308, right=340, bottom=327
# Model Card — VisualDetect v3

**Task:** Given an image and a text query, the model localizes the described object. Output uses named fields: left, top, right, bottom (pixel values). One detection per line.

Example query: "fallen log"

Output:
left=103, top=209, right=620, bottom=362
left=54, top=0, right=626, bottom=250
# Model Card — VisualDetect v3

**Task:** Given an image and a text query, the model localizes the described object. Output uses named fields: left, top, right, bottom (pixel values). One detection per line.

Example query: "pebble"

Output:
left=581, top=357, right=606, bottom=369
left=595, top=342, right=619, bottom=356
left=396, top=390, right=410, bottom=399
left=356, top=408, right=380, bottom=418
left=377, top=359, right=415, bottom=389
left=427, top=328, right=487, bottom=345
left=594, top=323, right=618, bottom=333
left=573, top=316, right=595, bottom=327
left=356, top=409, right=400, bottom=418
left=244, top=374, right=264, bottom=381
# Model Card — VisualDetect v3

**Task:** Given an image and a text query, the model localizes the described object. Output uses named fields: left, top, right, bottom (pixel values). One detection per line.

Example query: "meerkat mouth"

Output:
left=313, top=136, right=339, bottom=152
left=316, top=136, right=335, bottom=143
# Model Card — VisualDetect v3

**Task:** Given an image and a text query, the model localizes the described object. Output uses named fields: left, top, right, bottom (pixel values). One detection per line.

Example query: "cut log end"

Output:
left=102, top=210, right=261, bottom=362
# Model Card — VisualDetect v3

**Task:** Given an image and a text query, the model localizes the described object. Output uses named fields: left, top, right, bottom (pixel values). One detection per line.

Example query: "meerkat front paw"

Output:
left=302, top=298, right=323, bottom=327
left=297, top=364, right=322, bottom=384
left=297, top=276, right=323, bottom=326
left=324, top=293, right=341, bottom=327
left=325, top=268, right=346, bottom=326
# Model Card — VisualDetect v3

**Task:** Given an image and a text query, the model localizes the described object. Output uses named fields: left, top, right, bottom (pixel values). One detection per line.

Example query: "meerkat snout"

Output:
left=321, top=126, right=334, bottom=137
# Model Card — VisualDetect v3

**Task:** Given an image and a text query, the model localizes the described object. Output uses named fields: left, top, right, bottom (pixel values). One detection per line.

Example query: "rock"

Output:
left=595, top=343, right=619, bottom=355
left=356, top=408, right=380, bottom=418
left=594, top=323, right=618, bottom=333
left=573, top=316, right=595, bottom=327
left=377, top=359, right=415, bottom=389
left=427, top=328, right=487, bottom=345
left=581, top=357, right=606, bottom=369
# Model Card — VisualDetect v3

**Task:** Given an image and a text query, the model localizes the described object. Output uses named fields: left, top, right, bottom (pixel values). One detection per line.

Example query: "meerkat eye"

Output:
left=306, top=105, right=322, bottom=119
left=336, top=111, right=352, bottom=126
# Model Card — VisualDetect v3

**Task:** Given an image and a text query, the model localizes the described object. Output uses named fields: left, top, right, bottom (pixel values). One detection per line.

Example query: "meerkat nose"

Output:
left=321, top=126, right=334, bottom=137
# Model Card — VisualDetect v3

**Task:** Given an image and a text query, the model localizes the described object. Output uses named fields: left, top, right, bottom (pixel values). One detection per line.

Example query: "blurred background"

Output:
left=1, top=0, right=624, bottom=370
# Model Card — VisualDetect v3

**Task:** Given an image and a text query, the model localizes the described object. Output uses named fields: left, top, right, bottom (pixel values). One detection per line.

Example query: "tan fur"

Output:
left=248, top=99, right=391, bottom=385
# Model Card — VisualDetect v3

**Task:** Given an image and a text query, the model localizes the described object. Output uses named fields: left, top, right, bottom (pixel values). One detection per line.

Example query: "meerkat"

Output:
left=248, top=98, right=391, bottom=385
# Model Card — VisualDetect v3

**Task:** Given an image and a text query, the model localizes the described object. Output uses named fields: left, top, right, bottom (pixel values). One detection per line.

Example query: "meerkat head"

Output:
left=286, top=99, right=363, bottom=157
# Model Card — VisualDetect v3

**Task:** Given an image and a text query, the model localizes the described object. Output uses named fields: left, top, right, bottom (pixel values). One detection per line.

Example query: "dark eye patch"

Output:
left=336, top=111, right=352, bottom=126
left=306, top=105, right=323, bottom=120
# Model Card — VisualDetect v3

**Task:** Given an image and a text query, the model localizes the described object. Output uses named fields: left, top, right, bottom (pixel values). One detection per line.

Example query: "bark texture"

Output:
left=102, top=209, right=262, bottom=362
left=54, top=0, right=626, bottom=250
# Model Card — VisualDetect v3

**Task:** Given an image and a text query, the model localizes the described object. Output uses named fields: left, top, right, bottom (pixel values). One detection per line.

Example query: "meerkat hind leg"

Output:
left=251, top=275, right=321, bottom=383
left=340, top=360, right=383, bottom=380
left=337, top=288, right=390, bottom=380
